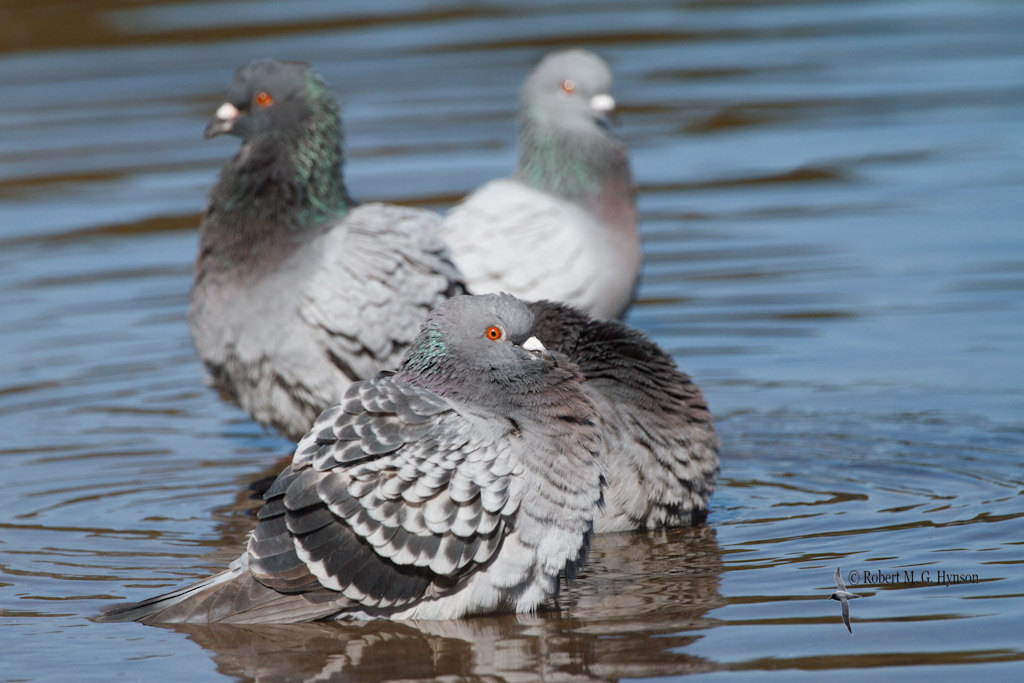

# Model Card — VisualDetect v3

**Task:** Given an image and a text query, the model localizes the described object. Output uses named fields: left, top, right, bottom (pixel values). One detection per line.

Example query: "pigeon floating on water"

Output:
left=100, top=294, right=603, bottom=624
left=528, top=301, right=719, bottom=532
left=828, top=566, right=862, bottom=633
left=440, top=49, right=641, bottom=320
left=191, top=60, right=464, bottom=440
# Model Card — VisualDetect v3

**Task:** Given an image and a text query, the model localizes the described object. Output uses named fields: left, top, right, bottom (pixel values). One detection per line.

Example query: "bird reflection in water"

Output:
left=161, top=526, right=724, bottom=680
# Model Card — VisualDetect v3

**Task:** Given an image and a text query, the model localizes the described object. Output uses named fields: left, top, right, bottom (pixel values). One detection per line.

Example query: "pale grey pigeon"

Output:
left=100, top=294, right=604, bottom=624
left=439, top=49, right=641, bottom=320
left=191, top=60, right=465, bottom=440
left=528, top=301, right=719, bottom=533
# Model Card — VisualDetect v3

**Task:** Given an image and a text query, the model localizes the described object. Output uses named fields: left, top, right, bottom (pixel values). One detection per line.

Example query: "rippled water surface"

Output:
left=2, top=1, right=1023, bottom=680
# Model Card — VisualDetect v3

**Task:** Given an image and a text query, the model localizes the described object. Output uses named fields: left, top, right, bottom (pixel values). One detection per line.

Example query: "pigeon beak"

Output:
left=589, top=93, right=618, bottom=125
left=204, top=102, right=240, bottom=139
left=521, top=336, right=551, bottom=360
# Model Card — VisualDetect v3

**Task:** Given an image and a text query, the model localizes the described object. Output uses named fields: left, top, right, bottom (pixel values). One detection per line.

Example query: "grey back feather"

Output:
left=528, top=300, right=720, bottom=533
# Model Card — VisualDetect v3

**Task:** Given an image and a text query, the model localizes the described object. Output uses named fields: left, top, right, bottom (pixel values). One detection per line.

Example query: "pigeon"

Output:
left=439, top=49, right=641, bottom=320
left=99, top=294, right=604, bottom=624
left=828, top=566, right=862, bottom=633
left=191, top=59, right=464, bottom=440
left=528, top=301, right=719, bottom=533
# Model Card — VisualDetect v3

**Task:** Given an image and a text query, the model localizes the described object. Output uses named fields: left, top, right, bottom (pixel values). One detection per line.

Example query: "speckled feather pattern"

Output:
left=101, top=295, right=603, bottom=624
left=529, top=300, right=720, bottom=533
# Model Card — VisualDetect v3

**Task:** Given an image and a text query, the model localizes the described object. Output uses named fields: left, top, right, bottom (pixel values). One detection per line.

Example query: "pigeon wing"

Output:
left=441, top=181, right=600, bottom=309
left=300, top=204, right=466, bottom=383
left=248, top=376, right=520, bottom=613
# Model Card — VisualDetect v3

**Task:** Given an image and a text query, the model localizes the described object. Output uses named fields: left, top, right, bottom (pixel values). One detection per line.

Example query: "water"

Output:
left=2, top=0, right=1023, bottom=680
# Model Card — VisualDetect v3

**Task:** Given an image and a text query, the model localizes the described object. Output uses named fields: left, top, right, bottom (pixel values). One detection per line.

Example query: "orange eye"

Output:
left=485, top=326, right=502, bottom=341
left=254, top=91, right=274, bottom=108
left=560, top=79, right=576, bottom=95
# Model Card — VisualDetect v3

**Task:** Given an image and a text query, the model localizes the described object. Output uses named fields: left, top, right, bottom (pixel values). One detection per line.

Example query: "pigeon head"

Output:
left=204, top=60, right=347, bottom=205
left=398, top=294, right=579, bottom=406
left=401, top=293, right=544, bottom=373
left=522, top=48, right=616, bottom=132
left=516, top=49, right=631, bottom=201
left=198, top=60, right=350, bottom=265
left=205, top=60, right=336, bottom=143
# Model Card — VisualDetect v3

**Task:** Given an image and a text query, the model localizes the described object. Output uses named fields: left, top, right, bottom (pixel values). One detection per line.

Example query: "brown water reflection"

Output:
left=168, top=528, right=723, bottom=682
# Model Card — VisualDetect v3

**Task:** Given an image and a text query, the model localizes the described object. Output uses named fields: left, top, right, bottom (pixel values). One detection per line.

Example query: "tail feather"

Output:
left=97, top=556, right=348, bottom=624
left=98, top=557, right=246, bottom=624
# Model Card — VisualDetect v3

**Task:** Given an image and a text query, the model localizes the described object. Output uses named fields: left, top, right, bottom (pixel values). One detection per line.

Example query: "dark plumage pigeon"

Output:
left=100, top=294, right=603, bottom=624
left=191, top=60, right=464, bottom=440
left=528, top=301, right=719, bottom=533
left=439, top=49, right=641, bottom=320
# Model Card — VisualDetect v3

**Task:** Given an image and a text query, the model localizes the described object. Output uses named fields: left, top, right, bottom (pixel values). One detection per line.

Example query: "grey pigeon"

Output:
left=528, top=301, right=719, bottom=533
left=191, top=59, right=464, bottom=440
left=439, top=49, right=641, bottom=320
left=99, top=294, right=603, bottom=624
left=828, top=566, right=862, bottom=634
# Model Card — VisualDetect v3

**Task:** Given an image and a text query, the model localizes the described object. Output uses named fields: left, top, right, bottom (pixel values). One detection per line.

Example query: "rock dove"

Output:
left=439, top=49, right=641, bottom=320
left=528, top=301, right=719, bottom=533
left=191, top=59, right=464, bottom=440
left=100, top=294, right=603, bottom=624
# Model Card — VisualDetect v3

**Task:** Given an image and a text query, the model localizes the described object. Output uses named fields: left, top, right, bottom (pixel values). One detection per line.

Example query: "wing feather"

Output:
left=300, top=204, right=466, bottom=384
left=528, top=300, right=720, bottom=532
left=247, top=375, right=517, bottom=612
